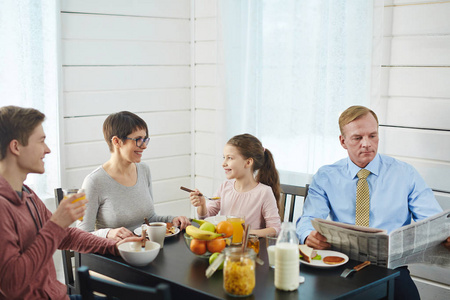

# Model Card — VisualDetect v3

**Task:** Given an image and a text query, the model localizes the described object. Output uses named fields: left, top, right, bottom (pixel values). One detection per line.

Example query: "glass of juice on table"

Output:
left=63, top=189, right=86, bottom=221
left=227, top=215, right=245, bottom=245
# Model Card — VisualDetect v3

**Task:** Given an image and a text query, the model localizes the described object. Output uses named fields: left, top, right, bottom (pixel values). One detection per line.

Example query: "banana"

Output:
left=186, top=225, right=224, bottom=240
left=190, top=218, right=207, bottom=226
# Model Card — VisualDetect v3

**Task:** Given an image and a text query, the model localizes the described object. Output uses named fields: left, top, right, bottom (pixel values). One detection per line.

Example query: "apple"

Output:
left=199, top=222, right=216, bottom=233
left=209, top=252, right=224, bottom=270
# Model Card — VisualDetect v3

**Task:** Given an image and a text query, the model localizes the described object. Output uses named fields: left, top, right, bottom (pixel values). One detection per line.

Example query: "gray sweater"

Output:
left=77, top=163, right=174, bottom=238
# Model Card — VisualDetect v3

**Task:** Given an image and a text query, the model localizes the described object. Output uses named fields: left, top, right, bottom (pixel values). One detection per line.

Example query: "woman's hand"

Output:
left=172, top=216, right=191, bottom=230
left=189, top=189, right=206, bottom=207
left=107, top=227, right=134, bottom=241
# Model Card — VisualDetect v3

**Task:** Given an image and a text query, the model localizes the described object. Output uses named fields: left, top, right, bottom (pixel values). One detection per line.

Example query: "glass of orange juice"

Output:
left=63, top=189, right=86, bottom=221
left=227, top=215, right=245, bottom=245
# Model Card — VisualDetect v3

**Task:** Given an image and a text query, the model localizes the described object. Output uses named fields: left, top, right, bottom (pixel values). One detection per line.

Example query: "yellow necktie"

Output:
left=355, top=169, right=371, bottom=227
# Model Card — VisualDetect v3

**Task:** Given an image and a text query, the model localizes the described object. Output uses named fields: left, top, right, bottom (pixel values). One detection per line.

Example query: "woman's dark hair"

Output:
left=103, top=111, right=148, bottom=152
left=227, top=133, right=281, bottom=205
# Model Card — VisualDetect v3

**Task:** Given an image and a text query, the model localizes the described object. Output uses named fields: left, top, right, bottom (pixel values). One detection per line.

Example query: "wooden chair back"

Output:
left=54, top=188, right=76, bottom=294
left=279, top=184, right=309, bottom=222
left=78, top=266, right=171, bottom=300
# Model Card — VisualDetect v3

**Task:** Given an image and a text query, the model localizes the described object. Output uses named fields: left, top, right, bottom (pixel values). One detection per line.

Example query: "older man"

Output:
left=296, top=105, right=449, bottom=299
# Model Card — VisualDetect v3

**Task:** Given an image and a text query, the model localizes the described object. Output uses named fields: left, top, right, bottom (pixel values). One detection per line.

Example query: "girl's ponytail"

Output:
left=256, top=148, right=281, bottom=205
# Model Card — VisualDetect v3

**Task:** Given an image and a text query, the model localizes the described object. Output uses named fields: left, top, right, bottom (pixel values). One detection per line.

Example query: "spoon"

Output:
left=180, top=186, right=221, bottom=200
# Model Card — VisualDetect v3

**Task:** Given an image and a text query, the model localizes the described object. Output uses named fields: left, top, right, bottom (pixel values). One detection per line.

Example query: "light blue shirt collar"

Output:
left=347, top=153, right=380, bottom=179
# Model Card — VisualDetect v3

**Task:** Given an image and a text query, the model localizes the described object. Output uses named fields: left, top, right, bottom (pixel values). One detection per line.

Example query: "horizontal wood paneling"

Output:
left=195, top=18, right=217, bottom=41
left=195, top=42, right=217, bottom=64
left=389, top=3, right=450, bottom=36
left=152, top=177, right=192, bottom=204
left=387, top=67, right=450, bottom=98
left=384, top=36, right=450, bottom=66
left=63, top=66, right=190, bottom=91
left=61, top=13, right=190, bottom=42
left=382, top=97, right=450, bottom=130
left=195, top=87, right=219, bottom=110
left=195, top=0, right=217, bottom=18
left=62, top=40, right=190, bottom=66
left=64, top=89, right=190, bottom=117
left=65, top=111, right=190, bottom=143
left=65, top=134, right=190, bottom=169
left=195, top=109, right=216, bottom=133
left=381, top=127, right=450, bottom=161
left=195, top=65, right=217, bottom=86
left=154, top=199, right=191, bottom=217
left=195, top=132, right=216, bottom=155
left=195, top=153, right=215, bottom=177
left=61, top=0, right=190, bottom=19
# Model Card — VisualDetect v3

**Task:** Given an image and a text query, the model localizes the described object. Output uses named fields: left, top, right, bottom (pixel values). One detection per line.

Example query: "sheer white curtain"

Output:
left=0, top=0, right=60, bottom=200
left=218, top=0, right=382, bottom=186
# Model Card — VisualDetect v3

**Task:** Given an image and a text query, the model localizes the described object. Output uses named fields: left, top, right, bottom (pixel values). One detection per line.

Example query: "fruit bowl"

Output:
left=183, top=233, right=232, bottom=258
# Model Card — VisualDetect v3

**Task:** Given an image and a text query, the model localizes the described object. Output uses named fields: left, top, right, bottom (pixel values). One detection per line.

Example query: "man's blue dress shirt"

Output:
left=296, top=154, right=443, bottom=244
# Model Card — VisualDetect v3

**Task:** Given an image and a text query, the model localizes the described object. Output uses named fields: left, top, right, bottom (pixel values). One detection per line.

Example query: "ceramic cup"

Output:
left=148, top=222, right=166, bottom=248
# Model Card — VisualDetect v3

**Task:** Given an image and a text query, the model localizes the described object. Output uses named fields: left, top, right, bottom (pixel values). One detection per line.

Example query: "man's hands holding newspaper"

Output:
left=305, top=230, right=331, bottom=249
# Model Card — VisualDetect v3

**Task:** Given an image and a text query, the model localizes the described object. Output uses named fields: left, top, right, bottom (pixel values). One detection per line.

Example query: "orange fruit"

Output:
left=216, top=221, right=233, bottom=238
left=207, top=237, right=226, bottom=253
left=190, top=239, right=207, bottom=255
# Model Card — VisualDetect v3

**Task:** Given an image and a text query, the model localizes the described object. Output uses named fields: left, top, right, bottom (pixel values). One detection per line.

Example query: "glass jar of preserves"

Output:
left=223, top=247, right=256, bottom=297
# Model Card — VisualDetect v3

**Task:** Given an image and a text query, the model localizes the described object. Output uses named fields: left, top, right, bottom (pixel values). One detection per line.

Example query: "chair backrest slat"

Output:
left=279, top=184, right=310, bottom=222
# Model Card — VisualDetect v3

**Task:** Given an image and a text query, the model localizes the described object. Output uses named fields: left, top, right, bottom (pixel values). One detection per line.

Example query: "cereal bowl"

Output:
left=184, top=233, right=232, bottom=258
left=118, top=241, right=160, bottom=267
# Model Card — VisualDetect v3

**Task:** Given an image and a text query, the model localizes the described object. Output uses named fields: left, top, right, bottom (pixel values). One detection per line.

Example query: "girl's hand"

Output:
left=107, top=227, right=134, bottom=241
left=190, top=189, right=206, bottom=207
left=172, top=216, right=191, bottom=230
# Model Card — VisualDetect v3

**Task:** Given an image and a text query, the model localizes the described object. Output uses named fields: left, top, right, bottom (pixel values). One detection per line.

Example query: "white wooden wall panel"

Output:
left=195, top=18, right=217, bottom=41
left=195, top=87, right=219, bottom=109
left=155, top=200, right=191, bottom=217
left=62, top=14, right=190, bottom=42
left=195, top=154, right=215, bottom=178
left=195, top=176, right=215, bottom=198
left=195, top=110, right=216, bottom=133
left=195, top=65, right=217, bottom=87
left=65, top=111, right=190, bottom=143
left=382, top=127, right=450, bottom=162
left=195, top=132, right=216, bottom=155
left=391, top=3, right=450, bottom=36
left=64, top=89, right=190, bottom=117
left=386, top=36, right=450, bottom=66
left=152, top=177, right=192, bottom=203
left=195, top=42, right=217, bottom=64
left=383, top=97, right=450, bottom=130
left=195, top=0, right=217, bottom=18
left=435, top=192, right=450, bottom=211
left=63, top=66, right=190, bottom=91
left=146, top=156, right=190, bottom=181
left=61, top=0, right=190, bottom=19
left=63, top=40, right=190, bottom=66
left=387, top=67, right=450, bottom=98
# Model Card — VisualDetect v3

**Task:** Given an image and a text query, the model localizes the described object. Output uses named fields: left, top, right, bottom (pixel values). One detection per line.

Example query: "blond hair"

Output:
left=339, top=106, right=378, bottom=136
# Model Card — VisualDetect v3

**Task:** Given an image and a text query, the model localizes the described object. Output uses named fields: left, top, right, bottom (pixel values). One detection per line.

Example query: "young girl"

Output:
left=190, top=133, right=282, bottom=237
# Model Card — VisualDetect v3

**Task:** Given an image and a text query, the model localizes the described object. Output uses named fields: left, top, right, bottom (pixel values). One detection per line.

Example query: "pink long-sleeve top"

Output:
left=199, top=179, right=282, bottom=235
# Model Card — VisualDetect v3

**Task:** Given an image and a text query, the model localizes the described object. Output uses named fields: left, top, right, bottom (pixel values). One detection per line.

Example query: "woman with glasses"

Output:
left=77, top=111, right=190, bottom=240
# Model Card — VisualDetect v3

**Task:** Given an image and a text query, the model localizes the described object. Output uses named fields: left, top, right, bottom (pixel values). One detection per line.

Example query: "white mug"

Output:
left=148, top=222, right=166, bottom=248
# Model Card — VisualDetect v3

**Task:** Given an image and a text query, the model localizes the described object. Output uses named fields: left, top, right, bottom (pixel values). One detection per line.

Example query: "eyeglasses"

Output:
left=123, top=137, right=150, bottom=147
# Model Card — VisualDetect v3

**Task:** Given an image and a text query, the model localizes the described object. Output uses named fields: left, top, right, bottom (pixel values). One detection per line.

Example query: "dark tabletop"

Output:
left=76, top=232, right=399, bottom=300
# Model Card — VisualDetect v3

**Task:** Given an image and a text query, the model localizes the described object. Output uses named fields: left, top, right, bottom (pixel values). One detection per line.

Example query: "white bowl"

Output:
left=118, top=241, right=160, bottom=267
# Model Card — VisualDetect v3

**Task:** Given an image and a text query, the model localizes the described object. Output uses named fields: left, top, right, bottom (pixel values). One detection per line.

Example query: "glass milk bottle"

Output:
left=275, top=222, right=299, bottom=291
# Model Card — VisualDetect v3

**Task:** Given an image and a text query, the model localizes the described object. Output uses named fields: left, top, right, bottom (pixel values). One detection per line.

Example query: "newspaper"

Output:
left=311, top=209, right=450, bottom=268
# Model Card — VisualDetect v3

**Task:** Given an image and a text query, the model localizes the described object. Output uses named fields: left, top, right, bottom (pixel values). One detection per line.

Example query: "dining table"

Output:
left=74, top=232, right=399, bottom=299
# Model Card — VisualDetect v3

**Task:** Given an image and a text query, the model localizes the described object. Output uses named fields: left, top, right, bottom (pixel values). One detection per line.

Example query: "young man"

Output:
left=0, top=106, right=139, bottom=299
left=296, top=105, right=449, bottom=299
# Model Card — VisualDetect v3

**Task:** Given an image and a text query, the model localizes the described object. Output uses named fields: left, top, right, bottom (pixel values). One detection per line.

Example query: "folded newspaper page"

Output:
left=311, top=209, right=450, bottom=268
